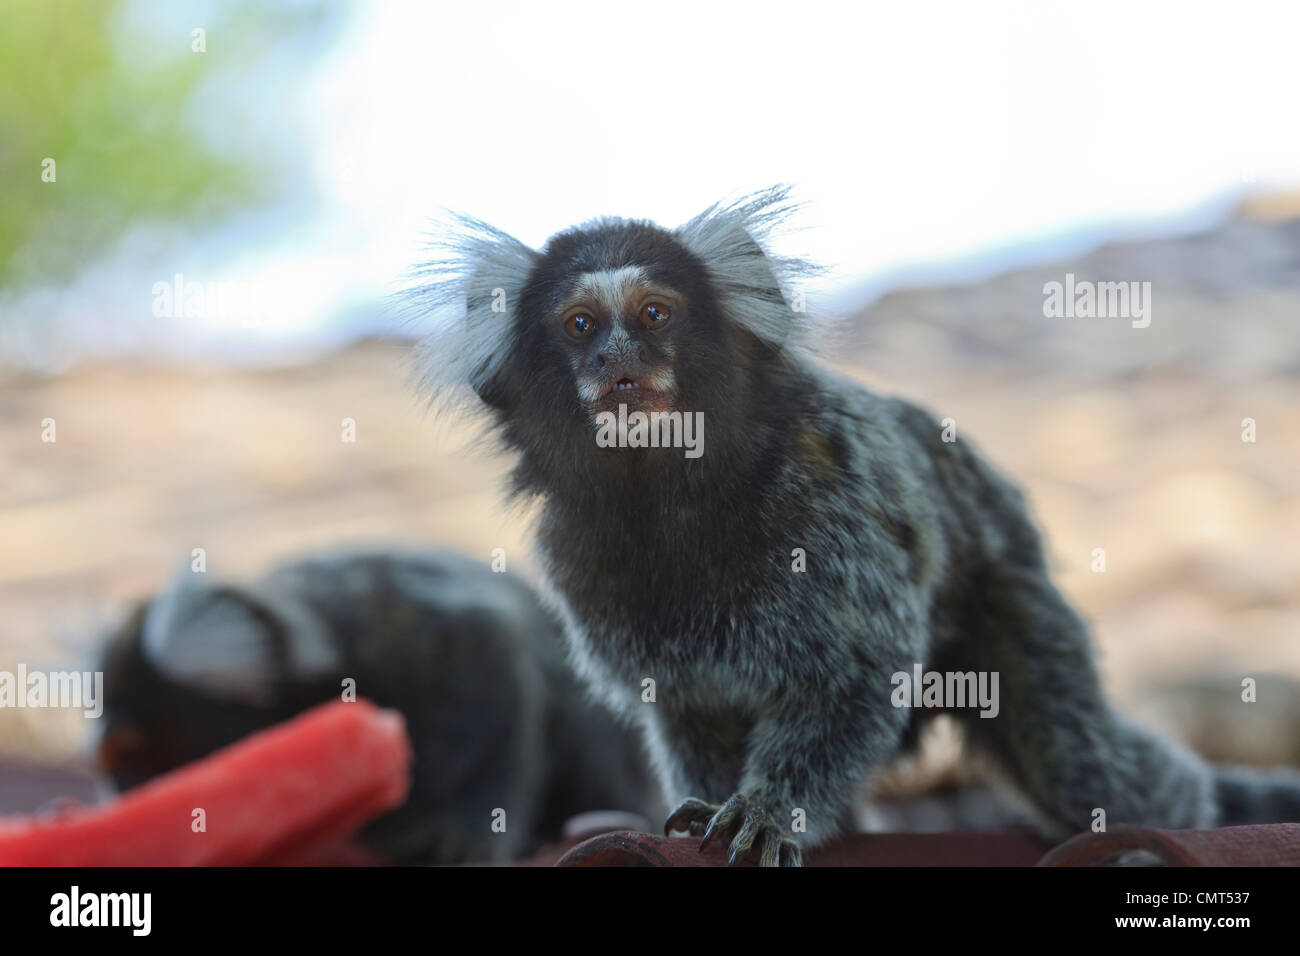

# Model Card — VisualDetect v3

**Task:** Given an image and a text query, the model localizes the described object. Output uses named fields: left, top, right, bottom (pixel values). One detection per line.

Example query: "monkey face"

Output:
left=510, top=221, right=736, bottom=428
left=431, top=189, right=808, bottom=489
left=553, top=266, right=683, bottom=420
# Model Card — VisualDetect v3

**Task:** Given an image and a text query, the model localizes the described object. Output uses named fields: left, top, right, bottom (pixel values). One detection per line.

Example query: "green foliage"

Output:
left=0, top=0, right=337, bottom=293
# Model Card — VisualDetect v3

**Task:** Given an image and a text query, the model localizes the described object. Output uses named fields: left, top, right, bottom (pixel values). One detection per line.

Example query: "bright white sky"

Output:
left=8, top=0, right=1300, bottom=365
left=281, top=0, right=1300, bottom=324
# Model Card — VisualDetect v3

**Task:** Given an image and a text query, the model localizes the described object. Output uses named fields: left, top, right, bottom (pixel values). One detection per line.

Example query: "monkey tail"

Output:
left=1213, top=765, right=1300, bottom=825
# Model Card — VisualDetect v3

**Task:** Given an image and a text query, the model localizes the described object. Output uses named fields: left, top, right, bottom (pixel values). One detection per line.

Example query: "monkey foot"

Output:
left=663, top=797, right=719, bottom=838
left=666, top=793, right=802, bottom=866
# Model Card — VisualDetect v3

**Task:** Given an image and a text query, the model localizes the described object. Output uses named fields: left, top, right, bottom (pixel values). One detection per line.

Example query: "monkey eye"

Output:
left=640, top=303, right=672, bottom=328
left=565, top=313, right=596, bottom=338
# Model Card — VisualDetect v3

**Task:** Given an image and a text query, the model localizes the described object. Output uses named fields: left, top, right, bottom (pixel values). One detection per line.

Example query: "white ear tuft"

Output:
left=401, top=213, right=540, bottom=413
left=674, top=185, right=819, bottom=351
left=141, top=574, right=338, bottom=706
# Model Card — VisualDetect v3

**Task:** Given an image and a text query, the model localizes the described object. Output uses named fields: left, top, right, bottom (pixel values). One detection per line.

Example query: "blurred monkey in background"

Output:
left=97, top=549, right=658, bottom=863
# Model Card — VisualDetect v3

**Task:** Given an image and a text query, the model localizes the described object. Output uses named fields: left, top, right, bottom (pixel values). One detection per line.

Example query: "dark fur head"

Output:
left=96, top=584, right=340, bottom=791
left=409, top=187, right=820, bottom=506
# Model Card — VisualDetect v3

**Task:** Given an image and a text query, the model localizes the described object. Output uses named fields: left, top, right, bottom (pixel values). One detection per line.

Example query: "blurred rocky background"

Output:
left=1, top=1, right=1297, bottom=819
left=3, top=194, right=1298, bottom=772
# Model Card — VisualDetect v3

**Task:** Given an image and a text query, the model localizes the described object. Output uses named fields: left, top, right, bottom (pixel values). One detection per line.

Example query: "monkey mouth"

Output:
left=605, top=377, right=641, bottom=396
left=591, top=377, right=672, bottom=414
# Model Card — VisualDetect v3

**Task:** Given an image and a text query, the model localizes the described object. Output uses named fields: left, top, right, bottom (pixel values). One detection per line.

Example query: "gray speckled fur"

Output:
left=414, top=188, right=1300, bottom=851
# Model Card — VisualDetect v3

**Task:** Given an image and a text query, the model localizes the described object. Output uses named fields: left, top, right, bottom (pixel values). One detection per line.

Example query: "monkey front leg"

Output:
left=667, top=686, right=910, bottom=867
left=649, top=701, right=749, bottom=835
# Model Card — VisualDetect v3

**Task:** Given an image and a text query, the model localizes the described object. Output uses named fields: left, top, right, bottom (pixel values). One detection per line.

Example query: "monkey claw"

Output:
left=664, top=793, right=803, bottom=867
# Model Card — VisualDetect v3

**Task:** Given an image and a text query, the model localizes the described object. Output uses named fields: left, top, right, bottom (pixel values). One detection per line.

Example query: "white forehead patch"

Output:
left=572, top=265, right=649, bottom=317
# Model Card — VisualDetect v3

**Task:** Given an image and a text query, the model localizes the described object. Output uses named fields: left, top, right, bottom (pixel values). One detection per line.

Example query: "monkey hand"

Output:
left=665, top=792, right=802, bottom=867
left=663, top=796, right=719, bottom=837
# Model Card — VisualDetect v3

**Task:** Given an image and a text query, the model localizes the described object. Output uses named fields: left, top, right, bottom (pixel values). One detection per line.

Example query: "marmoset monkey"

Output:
left=412, top=187, right=1300, bottom=866
left=98, top=549, right=657, bottom=863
